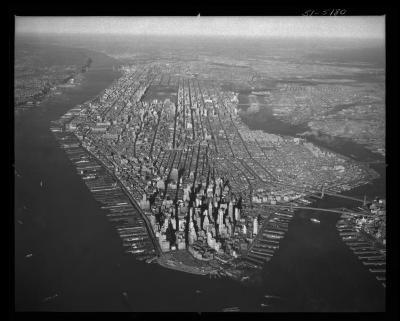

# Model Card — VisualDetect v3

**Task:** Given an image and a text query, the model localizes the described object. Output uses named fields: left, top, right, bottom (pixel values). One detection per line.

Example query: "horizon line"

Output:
left=15, top=31, right=385, bottom=41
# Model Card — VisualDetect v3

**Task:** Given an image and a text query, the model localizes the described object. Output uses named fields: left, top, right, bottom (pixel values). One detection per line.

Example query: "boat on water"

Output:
left=25, top=253, right=33, bottom=258
left=145, top=256, right=158, bottom=264
left=261, top=303, right=270, bottom=307
left=15, top=169, right=21, bottom=177
left=310, top=218, right=320, bottom=224
left=121, top=292, right=134, bottom=311
left=222, top=307, right=240, bottom=312
left=264, top=294, right=281, bottom=299
left=42, top=293, right=59, bottom=303
left=40, top=180, right=43, bottom=187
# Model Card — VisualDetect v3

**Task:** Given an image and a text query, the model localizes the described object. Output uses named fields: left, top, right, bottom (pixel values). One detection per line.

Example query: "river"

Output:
left=15, top=46, right=385, bottom=311
left=237, top=95, right=386, bottom=312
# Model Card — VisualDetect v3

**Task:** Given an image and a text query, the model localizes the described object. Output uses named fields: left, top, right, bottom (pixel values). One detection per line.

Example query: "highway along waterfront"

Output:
left=15, top=44, right=385, bottom=311
left=14, top=46, right=264, bottom=312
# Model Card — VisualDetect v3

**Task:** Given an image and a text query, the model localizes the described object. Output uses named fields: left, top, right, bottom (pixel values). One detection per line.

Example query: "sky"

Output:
left=15, top=16, right=385, bottom=39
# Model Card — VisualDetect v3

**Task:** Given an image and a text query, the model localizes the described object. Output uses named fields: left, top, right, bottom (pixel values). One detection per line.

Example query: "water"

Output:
left=237, top=94, right=308, bottom=136
left=15, top=49, right=128, bottom=311
left=14, top=45, right=263, bottom=312
left=15, top=45, right=385, bottom=311
left=237, top=98, right=386, bottom=312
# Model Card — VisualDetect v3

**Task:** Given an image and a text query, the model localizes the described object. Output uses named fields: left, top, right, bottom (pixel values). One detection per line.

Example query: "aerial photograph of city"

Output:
left=13, top=14, right=388, bottom=313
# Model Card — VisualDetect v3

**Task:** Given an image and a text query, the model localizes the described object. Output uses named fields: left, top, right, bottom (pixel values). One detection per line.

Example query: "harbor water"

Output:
left=15, top=46, right=385, bottom=311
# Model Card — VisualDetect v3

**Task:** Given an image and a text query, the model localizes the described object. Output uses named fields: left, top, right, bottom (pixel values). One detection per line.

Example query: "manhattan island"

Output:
left=52, top=63, right=379, bottom=281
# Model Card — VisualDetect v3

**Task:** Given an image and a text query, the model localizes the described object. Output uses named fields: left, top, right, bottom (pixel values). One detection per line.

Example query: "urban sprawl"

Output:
left=50, top=62, right=383, bottom=281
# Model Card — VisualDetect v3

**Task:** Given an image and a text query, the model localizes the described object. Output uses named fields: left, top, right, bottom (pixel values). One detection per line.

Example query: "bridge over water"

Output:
left=314, top=191, right=368, bottom=204
left=263, top=177, right=371, bottom=205
left=263, top=204, right=371, bottom=216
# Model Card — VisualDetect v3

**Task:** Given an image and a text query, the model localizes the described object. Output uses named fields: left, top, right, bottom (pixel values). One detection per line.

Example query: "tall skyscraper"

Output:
left=253, top=217, right=258, bottom=235
left=218, top=208, right=224, bottom=226
left=235, top=207, right=241, bottom=221
left=228, top=201, right=233, bottom=219
left=203, top=215, right=209, bottom=231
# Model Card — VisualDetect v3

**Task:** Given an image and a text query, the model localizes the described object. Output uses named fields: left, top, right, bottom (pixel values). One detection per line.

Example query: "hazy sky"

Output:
left=15, top=16, right=385, bottom=39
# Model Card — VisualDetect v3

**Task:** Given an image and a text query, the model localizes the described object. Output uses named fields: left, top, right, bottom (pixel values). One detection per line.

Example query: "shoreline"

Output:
left=156, top=255, right=216, bottom=276
left=54, top=58, right=384, bottom=285
left=15, top=58, right=93, bottom=112
left=71, top=139, right=245, bottom=279
left=77, top=134, right=162, bottom=256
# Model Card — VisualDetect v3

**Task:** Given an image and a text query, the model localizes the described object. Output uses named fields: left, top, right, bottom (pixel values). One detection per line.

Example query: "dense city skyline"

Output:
left=14, top=15, right=386, bottom=312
